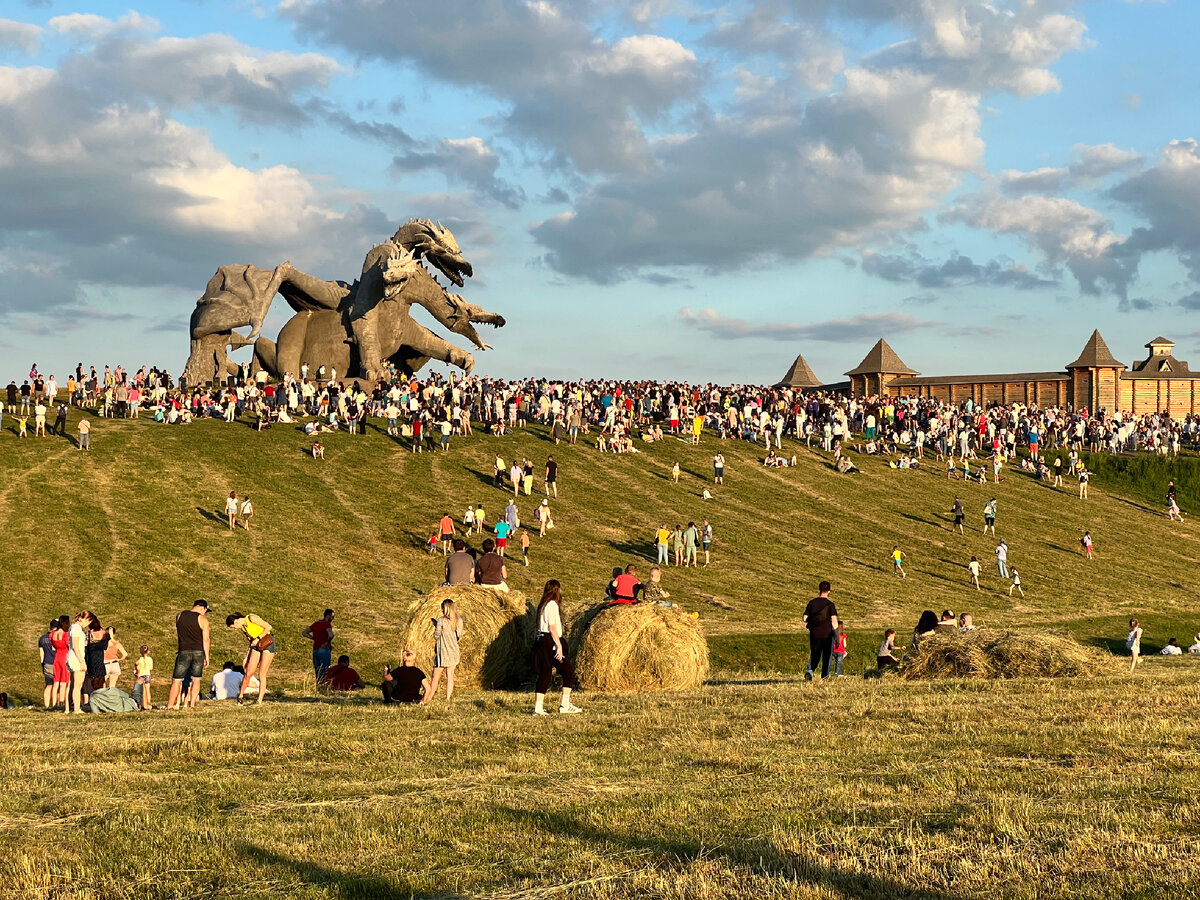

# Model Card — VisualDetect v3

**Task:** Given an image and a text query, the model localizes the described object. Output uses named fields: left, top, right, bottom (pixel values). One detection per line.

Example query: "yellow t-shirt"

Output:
left=656, top=528, right=670, bottom=546
left=892, top=550, right=903, bottom=564
left=136, top=656, right=153, bottom=677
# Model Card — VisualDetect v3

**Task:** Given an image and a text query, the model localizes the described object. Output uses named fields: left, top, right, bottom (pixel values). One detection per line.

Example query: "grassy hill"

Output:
left=3, top=411, right=1200, bottom=899
left=2, top=411, right=1198, bottom=692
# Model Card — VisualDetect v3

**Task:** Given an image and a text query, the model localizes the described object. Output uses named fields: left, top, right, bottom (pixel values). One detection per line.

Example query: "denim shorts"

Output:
left=172, top=650, right=205, bottom=680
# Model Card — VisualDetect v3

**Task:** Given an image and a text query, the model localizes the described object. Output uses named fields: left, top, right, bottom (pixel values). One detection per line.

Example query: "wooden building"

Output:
left=834, top=332, right=1200, bottom=415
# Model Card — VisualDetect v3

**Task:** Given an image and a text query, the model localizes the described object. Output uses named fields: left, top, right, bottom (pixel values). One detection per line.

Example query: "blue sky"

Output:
left=1, top=0, right=1198, bottom=385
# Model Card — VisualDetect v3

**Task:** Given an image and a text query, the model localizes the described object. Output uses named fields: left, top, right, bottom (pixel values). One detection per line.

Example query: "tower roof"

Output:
left=1145, top=336, right=1175, bottom=348
left=1066, top=330, right=1123, bottom=369
left=844, top=339, right=919, bottom=377
left=776, top=353, right=822, bottom=388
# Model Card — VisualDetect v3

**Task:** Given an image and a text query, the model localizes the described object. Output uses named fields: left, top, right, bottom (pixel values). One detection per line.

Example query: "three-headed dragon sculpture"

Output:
left=184, top=219, right=505, bottom=382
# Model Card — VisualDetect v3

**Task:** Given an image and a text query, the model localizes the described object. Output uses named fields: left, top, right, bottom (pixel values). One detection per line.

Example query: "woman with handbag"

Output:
left=226, top=613, right=275, bottom=705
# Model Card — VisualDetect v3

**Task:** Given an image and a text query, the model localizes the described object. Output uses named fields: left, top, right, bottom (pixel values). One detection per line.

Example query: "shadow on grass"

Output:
left=491, top=806, right=963, bottom=900
left=606, top=540, right=654, bottom=563
left=240, top=844, right=468, bottom=899
left=900, top=512, right=944, bottom=529
left=196, top=506, right=227, bottom=528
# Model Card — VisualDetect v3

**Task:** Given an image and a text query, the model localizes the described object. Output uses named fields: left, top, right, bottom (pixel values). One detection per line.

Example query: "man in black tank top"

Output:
left=168, top=600, right=211, bottom=710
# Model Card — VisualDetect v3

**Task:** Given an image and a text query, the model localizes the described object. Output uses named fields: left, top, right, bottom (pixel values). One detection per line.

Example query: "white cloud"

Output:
left=0, top=18, right=42, bottom=55
left=48, top=12, right=157, bottom=40
left=1111, top=139, right=1200, bottom=282
left=678, top=307, right=938, bottom=342
left=946, top=192, right=1133, bottom=296
left=0, top=36, right=385, bottom=324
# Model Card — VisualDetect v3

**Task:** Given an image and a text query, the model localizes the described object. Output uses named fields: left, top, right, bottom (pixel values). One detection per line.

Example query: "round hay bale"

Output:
left=401, top=585, right=532, bottom=689
left=899, top=629, right=1103, bottom=680
left=575, top=603, right=709, bottom=692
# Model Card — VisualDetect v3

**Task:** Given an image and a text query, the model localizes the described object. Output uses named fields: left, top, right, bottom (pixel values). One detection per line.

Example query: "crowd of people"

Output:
left=9, top=357, right=1200, bottom=710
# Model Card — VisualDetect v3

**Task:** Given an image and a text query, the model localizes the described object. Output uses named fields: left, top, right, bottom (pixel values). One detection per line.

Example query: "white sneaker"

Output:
left=533, top=708, right=549, bottom=716
left=559, top=704, right=582, bottom=714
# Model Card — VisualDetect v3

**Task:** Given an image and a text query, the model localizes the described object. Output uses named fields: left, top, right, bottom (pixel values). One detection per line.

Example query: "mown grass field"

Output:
left=2, top=410, right=1199, bottom=898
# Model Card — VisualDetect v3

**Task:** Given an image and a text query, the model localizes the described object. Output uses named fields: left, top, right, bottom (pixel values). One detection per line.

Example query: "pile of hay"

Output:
left=899, top=629, right=1102, bottom=680
left=400, top=585, right=532, bottom=689
left=575, top=603, right=709, bottom=692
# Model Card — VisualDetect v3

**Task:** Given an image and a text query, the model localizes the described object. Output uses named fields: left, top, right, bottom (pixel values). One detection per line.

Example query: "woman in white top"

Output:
left=68, top=610, right=91, bottom=714
left=225, top=491, right=238, bottom=531
left=1126, top=618, right=1143, bottom=671
left=532, top=580, right=580, bottom=716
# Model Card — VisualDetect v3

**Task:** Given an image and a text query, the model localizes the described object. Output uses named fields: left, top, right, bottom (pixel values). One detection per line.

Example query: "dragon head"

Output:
left=393, top=218, right=474, bottom=288
left=380, top=244, right=420, bottom=300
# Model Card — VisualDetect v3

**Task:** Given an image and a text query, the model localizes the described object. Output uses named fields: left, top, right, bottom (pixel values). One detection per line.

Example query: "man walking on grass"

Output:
left=803, top=581, right=839, bottom=681
left=995, top=540, right=1009, bottom=579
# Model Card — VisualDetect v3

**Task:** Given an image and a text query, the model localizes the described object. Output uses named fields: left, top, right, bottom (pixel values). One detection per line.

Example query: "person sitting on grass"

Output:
left=322, top=654, right=365, bottom=690
left=1160, top=638, right=1183, bottom=656
left=959, top=613, right=976, bottom=632
left=1187, top=634, right=1200, bottom=655
left=382, top=650, right=428, bottom=704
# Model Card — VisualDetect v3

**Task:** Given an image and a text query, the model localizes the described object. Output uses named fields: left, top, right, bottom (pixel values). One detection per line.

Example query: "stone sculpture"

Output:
left=184, top=220, right=505, bottom=383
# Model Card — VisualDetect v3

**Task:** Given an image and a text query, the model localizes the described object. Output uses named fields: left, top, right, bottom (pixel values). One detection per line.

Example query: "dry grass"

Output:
left=400, top=585, right=532, bottom=688
left=900, top=629, right=1105, bottom=680
left=575, top=603, right=709, bottom=692
left=2, top=667, right=1200, bottom=899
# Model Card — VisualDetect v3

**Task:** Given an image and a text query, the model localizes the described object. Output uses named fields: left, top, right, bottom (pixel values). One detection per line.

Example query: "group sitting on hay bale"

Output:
left=888, top=608, right=1102, bottom=680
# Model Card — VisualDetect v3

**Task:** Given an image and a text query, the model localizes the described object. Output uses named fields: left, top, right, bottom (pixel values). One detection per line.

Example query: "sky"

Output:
left=1, top=0, right=1199, bottom=385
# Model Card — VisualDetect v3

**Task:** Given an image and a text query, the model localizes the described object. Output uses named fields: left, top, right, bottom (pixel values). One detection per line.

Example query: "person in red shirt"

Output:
left=321, top=655, right=364, bottom=691
left=302, top=609, right=335, bottom=683
left=609, top=564, right=642, bottom=605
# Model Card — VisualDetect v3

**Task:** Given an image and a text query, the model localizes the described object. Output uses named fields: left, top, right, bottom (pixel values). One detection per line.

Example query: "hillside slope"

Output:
left=2, top=415, right=1199, bottom=696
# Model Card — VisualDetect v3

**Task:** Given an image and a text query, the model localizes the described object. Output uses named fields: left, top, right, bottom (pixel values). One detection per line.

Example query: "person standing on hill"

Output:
left=655, top=524, right=670, bottom=565
left=38, top=622, right=57, bottom=708
left=544, top=455, right=558, bottom=498
left=532, top=580, right=581, bottom=715
left=168, top=600, right=210, bottom=711
left=803, top=581, right=839, bottom=681
left=701, top=519, right=713, bottom=566
left=968, top=556, right=981, bottom=590
left=423, top=599, right=462, bottom=704
left=951, top=496, right=965, bottom=534
left=891, top=545, right=906, bottom=578
left=671, top=462, right=680, bottom=483
left=983, top=498, right=997, bottom=535
left=438, top=512, right=455, bottom=555
left=225, top=492, right=238, bottom=531
left=1127, top=618, right=1143, bottom=671
left=1081, top=530, right=1093, bottom=560
left=77, top=415, right=90, bottom=451
left=995, top=540, right=1009, bottom=578
left=494, top=518, right=511, bottom=557
left=302, top=609, right=335, bottom=683
left=713, top=452, right=725, bottom=485
left=672, top=524, right=684, bottom=567
left=683, top=522, right=699, bottom=567
left=1078, top=467, right=1089, bottom=500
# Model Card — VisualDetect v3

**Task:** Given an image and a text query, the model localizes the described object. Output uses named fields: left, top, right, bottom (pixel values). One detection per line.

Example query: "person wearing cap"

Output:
left=995, top=539, right=1009, bottom=578
left=168, top=600, right=210, bottom=710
